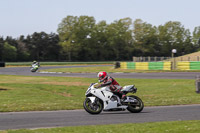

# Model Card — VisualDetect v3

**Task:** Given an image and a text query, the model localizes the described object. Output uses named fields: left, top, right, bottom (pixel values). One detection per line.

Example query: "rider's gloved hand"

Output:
left=96, top=84, right=102, bottom=88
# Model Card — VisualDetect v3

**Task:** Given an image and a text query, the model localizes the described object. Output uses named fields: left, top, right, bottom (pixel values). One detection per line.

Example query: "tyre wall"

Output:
left=177, top=61, right=200, bottom=70
left=120, top=62, right=171, bottom=70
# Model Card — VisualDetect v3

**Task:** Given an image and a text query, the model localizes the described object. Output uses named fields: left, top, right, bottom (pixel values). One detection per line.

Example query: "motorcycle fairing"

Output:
left=121, top=85, right=134, bottom=91
left=90, top=87, right=127, bottom=110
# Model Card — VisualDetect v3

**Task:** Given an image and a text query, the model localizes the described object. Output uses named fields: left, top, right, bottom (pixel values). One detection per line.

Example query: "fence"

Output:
left=133, top=56, right=200, bottom=62
left=132, top=57, right=171, bottom=62
left=175, top=56, right=200, bottom=61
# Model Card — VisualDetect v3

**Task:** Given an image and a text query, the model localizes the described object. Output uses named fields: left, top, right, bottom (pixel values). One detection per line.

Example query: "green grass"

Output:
left=1, top=120, right=200, bottom=133
left=0, top=75, right=92, bottom=112
left=0, top=75, right=199, bottom=112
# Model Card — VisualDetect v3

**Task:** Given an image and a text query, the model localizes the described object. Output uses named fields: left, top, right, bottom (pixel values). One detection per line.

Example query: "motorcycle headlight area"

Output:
left=86, top=88, right=92, bottom=96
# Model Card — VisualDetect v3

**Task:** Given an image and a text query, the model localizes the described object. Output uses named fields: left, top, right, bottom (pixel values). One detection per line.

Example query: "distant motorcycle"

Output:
left=30, top=63, right=40, bottom=72
left=83, top=83, right=144, bottom=114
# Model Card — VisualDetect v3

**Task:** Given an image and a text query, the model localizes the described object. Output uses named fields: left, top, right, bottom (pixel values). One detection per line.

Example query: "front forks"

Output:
left=88, top=97, right=101, bottom=110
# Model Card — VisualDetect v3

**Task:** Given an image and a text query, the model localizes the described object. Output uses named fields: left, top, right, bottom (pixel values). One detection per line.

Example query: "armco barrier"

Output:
left=119, top=62, right=171, bottom=70
left=177, top=61, right=200, bottom=70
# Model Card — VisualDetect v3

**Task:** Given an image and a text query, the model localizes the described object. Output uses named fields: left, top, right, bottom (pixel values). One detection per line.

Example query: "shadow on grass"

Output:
left=0, top=88, right=8, bottom=91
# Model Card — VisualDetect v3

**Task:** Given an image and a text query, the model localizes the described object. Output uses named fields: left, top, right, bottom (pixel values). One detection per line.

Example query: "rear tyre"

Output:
left=127, top=95, right=144, bottom=113
left=83, top=97, right=103, bottom=115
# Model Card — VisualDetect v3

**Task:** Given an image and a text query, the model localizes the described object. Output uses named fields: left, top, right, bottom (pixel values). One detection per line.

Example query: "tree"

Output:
left=74, top=16, right=96, bottom=61
left=106, top=17, right=133, bottom=60
left=45, top=33, right=60, bottom=61
left=90, top=20, right=108, bottom=61
left=57, top=15, right=96, bottom=61
left=2, top=42, right=17, bottom=61
left=15, top=35, right=30, bottom=61
left=57, top=16, right=79, bottom=61
left=1, top=15, right=199, bottom=61
left=133, top=19, right=159, bottom=56
left=192, top=26, right=200, bottom=51
left=181, top=29, right=194, bottom=55
left=5, top=36, right=18, bottom=47
left=0, top=37, right=4, bottom=61
left=25, top=32, right=60, bottom=61
left=158, top=21, right=191, bottom=56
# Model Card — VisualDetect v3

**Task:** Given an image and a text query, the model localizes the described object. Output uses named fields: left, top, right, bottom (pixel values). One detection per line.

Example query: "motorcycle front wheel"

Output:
left=127, top=95, right=144, bottom=113
left=83, top=97, right=103, bottom=115
left=31, top=68, right=38, bottom=72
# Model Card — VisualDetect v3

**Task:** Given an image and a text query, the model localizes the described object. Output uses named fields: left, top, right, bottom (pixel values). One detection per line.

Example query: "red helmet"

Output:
left=97, top=71, right=108, bottom=82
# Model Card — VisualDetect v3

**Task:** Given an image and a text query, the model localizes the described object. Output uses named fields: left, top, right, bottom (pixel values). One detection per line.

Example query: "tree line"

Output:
left=0, top=15, right=200, bottom=62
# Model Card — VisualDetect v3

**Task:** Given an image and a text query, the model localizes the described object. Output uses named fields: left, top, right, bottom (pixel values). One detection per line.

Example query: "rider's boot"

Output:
left=121, top=95, right=127, bottom=102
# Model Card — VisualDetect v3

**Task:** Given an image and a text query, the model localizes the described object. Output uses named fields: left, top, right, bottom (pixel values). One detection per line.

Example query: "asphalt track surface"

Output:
left=0, top=65, right=200, bottom=130
left=0, top=65, right=200, bottom=79
left=0, top=105, right=200, bottom=130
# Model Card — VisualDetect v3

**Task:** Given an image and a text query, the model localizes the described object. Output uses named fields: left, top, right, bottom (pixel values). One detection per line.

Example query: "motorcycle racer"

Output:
left=97, top=71, right=126, bottom=101
left=32, top=60, right=40, bottom=67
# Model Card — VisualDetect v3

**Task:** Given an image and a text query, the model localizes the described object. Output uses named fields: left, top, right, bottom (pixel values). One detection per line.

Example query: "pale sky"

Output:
left=0, top=0, right=200, bottom=38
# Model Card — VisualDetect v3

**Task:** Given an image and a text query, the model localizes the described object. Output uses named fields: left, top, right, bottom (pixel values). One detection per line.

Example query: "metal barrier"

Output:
left=196, top=75, right=200, bottom=93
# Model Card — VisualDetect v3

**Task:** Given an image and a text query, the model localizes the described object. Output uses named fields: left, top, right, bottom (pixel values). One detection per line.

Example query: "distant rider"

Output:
left=32, top=60, right=40, bottom=67
left=97, top=71, right=126, bottom=101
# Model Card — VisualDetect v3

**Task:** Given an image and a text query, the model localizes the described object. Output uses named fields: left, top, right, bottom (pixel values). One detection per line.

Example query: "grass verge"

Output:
left=0, top=75, right=199, bottom=112
left=1, top=120, right=200, bottom=133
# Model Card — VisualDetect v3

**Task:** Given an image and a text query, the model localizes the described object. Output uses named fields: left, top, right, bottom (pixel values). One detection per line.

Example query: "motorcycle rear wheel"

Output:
left=83, top=97, right=103, bottom=114
left=127, top=95, right=144, bottom=113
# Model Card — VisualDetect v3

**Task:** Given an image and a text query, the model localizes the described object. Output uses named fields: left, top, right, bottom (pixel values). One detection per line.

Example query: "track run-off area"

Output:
left=1, top=65, right=200, bottom=79
left=0, top=65, right=200, bottom=130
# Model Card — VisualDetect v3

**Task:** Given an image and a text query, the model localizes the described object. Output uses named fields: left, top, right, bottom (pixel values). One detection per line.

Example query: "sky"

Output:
left=0, top=0, right=200, bottom=38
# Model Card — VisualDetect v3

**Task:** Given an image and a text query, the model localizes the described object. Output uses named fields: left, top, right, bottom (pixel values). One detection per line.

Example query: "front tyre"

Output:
left=30, top=68, right=38, bottom=72
left=127, top=95, right=144, bottom=113
left=83, top=97, right=103, bottom=115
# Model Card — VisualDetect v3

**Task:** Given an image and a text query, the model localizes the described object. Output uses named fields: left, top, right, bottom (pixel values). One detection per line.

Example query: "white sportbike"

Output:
left=83, top=83, right=144, bottom=114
